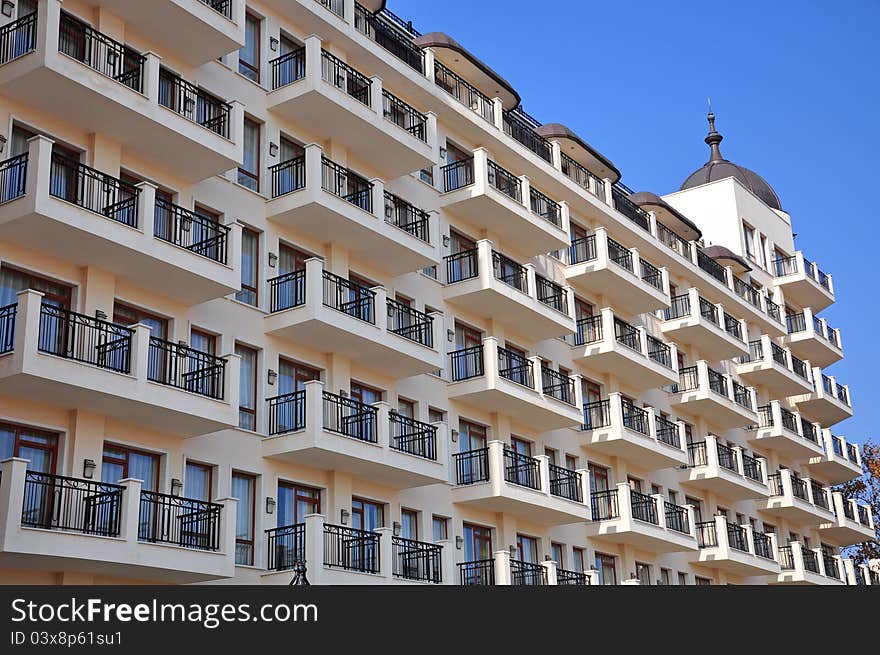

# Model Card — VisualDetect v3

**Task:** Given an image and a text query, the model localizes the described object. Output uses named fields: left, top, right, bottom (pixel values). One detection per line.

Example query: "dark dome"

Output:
left=680, top=113, right=782, bottom=211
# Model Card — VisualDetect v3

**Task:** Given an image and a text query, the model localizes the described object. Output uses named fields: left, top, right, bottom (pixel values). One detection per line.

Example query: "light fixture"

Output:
left=455, top=536, right=463, bottom=550
left=387, top=304, right=395, bottom=318
left=544, top=554, right=552, bottom=561
left=439, top=147, right=447, bottom=159
left=270, top=37, right=279, bottom=52
left=1, top=2, right=14, bottom=18
left=171, top=478, right=183, bottom=496
left=450, top=429, right=458, bottom=443
left=94, top=309, right=107, bottom=320
left=266, top=496, right=276, bottom=514
left=442, top=234, right=450, bottom=247
left=268, top=252, right=278, bottom=268
left=269, top=142, right=279, bottom=157
left=392, top=521, right=401, bottom=537
left=508, top=545, right=517, bottom=558
left=340, top=509, right=350, bottom=525
left=0, top=134, right=6, bottom=154
left=446, top=329, right=454, bottom=343
left=82, top=458, right=96, bottom=479
left=267, top=369, right=277, bottom=386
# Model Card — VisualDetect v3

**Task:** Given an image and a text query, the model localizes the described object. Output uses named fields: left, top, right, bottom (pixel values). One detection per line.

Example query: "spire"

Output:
left=704, top=107, right=724, bottom=163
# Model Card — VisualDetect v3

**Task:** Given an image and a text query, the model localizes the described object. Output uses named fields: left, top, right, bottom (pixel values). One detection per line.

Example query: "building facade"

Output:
left=0, top=0, right=875, bottom=586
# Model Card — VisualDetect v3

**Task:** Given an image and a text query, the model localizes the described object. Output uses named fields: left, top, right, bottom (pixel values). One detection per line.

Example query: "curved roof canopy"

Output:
left=702, top=245, right=752, bottom=274
left=536, top=123, right=621, bottom=183
left=628, top=191, right=702, bottom=241
left=359, top=1, right=386, bottom=12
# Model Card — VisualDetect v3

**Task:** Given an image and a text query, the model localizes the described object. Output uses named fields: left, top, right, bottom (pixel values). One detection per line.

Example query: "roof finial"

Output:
left=705, top=102, right=724, bottom=163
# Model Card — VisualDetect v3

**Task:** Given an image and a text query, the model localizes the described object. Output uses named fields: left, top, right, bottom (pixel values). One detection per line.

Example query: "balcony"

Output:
left=735, top=335, right=814, bottom=397
left=449, top=441, right=589, bottom=525
left=586, top=483, right=698, bottom=553
left=443, top=240, right=576, bottom=341
left=91, top=0, right=246, bottom=65
left=659, top=289, right=748, bottom=361
left=775, top=542, right=845, bottom=585
left=670, top=361, right=757, bottom=431
left=264, top=259, right=442, bottom=378
left=446, top=337, right=583, bottom=432
left=261, top=381, right=448, bottom=489
left=680, top=435, right=769, bottom=501
left=0, top=2, right=243, bottom=182
left=570, top=308, right=679, bottom=391
left=0, top=138, right=241, bottom=305
left=808, top=432, right=863, bottom=485
left=265, top=145, right=437, bottom=277
left=691, top=516, right=780, bottom=576
left=0, top=460, right=237, bottom=583
left=267, top=36, right=434, bottom=179
left=764, top=469, right=834, bottom=526
left=772, top=252, right=835, bottom=312
left=747, top=401, right=825, bottom=461
left=0, top=291, right=238, bottom=438
left=439, top=148, right=570, bottom=256
left=819, top=492, right=875, bottom=546
left=580, top=393, right=688, bottom=469
left=565, top=227, right=670, bottom=315
left=784, top=308, right=843, bottom=368
left=792, top=369, right=853, bottom=426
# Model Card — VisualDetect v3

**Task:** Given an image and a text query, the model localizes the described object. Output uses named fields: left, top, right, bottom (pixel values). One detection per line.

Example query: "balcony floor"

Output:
left=572, top=343, right=679, bottom=391
left=679, top=467, right=769, bottom=502
left=735, top=363, right=814, bottom=398
left=565, top=262, right=668, bottom=315
left=747, top=430, right=825, bottom=462
left=660, top=320, right=749, bottom=362
left=690, top=548, right=780, bottom=577
left=450, top=482, right=588, bottom=525
left=793, top=395, right=853, bottom=426
left=586, top=520, right=697, bottom=554
left=581, top=427, right=687, bottom=470
left=670, top=393, right=756, bottom=432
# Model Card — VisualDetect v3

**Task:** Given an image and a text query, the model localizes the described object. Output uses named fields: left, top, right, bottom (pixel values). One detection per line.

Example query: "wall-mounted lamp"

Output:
left=170, top=478, right=183, bottom=497
left=266, top=496, right=276, bottom=514
left=439, top=147, right=447, bottom=160
left=268, top=251, right=278, bottom=268
left=455, top=535, right=463, bottom=550
left=446, top=328, right=454, bottom=343
left=442, top=234, right=450, bottom=248
left=1, top=2, right=14, bottom=18
left=392, top=521, right=401, bottom=537
left=387, top=304, right=396, bottom=318
left=269, top=37, right=279, bottom=52
left=544, top=554, right=552, bottom=561
left=82, top=458, right=96, bottom=480
left=267, top=369, right=277, bottom=386
left=340, top=509, right=350, bottom=525
left=95, top=309, right=107, bottom=321
left=508, top=545, right=517, bottom=559
left=450, top=429, right=458, bottom=443
left=0, top=134, right=7, bottom=154
left=269, top=142, right=279, bottom=157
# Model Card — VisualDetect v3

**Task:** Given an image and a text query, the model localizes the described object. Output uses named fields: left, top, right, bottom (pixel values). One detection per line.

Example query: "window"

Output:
left=190, top=329, right=217, bottom=357
left=185, top=462, right=212, bottom=501
left=232, top=472, right=255, bottom=565
left=236, top=343, right=258, bottom=430
left=589, top=463, right=610, bottom=492
left=238, top=118, right=261, bottom=191
left=278, top=358, right=320, bottom=394
left=686, top=496, right=703, bottom=525
left=595, top=552, right=617, bottom=585
left=428, top=407, right=445, bottom=424
left=743, top=222, right=756, bottom=261
left=678, top=571, right=688, bottom=586
left=660, top=568, right=672, bottom=586
left=101, top=443, right=159, bottom=491
left=759, top=234, right=768, bottom=269
left=397, top=397, right=416, bottom=418
left=635, top=561, right=652, bottom=586
left=236, top=227, right=259, bottom=305
left=239, top=12, right=260, bottom=82
left=565, top=454, right=578, bottom=471
left=352, top=497, right=384, bottom=531
left=572, top=547, right=585, bottom=573
left=695, top=576, right=712, bottom=586
left=544, top=448, right=557, bottom=465
left=516, top=534, right=539, bottom=563
left=459, top=419, right=487, bottom=452
left=0, top=422, right=58, bottom=474
left=432, top=515, right=448, bottom=542
left=277, top=482, right=320, bottom=526
left=551, top=542, right=565, bottom=567
left=0, top=265, right=72, bottom=309
left=462, top=523, right=492, bottom=562
left=350, top=381, right=382, bottom=406
left=400, top=509, right=418, bottom=540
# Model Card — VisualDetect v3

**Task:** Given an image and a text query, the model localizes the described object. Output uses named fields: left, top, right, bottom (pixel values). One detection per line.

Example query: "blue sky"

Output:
left=392, top=0, right=878, bottom=446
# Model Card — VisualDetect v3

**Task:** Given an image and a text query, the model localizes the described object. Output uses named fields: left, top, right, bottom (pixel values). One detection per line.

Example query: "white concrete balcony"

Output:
left=265, top=145, right=438, bottom=277
left=0, top=138, right=241, bottom=306
left=784, top=308, right=843, bottom=368
left=443, top=240, right=576, bottom=341
left=439, top=148, right=571, bottom=257
left=670, top=361, right=757, bottom=431
left=0, top=1, right=243, bottom=182
left=580, top=392, right=688, bottom=470
left=264, top=259, right=443, bottom=378
left=570, top=308, right=679, bottom=391
left=0, top=291, right=239, bottom=438
left=775, top=542, right=845, bottom=585
left=772, top=251, right=835, bottom=312
left=0, top=459, right=237, bottom=583
left=449, top=441, right=590, bottom=526
left=808, top=431, right=863, bottom=485
left=586, top=482, right=698, bottom=554
left=747, top=401, right=825, bottom=462
left=844, top=560, right=875, bottom=586
left=91, top=0, right=246, bottom=66
left=659, top=288, right=748, bottom=361
left=680, top=435, right=769, bottom=502
left=764, top=468, right=835, bottom=525
left=735, top=335, right=814, bottom=398
left=793, top=368, right=853, bottom=426
left=691, top=515, right=780, bottom=577
left=565, top=227, right=670, bottom=315
left=446, top=337, right=584, bottom=432
left=262, top=380, right=448, bottom=489
left=267, top=35, right=435, bottom=179
left=819, top=493, right=875, bottom=546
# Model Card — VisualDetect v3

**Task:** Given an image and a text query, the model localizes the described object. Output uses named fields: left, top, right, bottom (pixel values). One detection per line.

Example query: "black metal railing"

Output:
left=654, top=415, right=680, bottom=449
left=837, top=384, right=850, bottom=405
left=497, top=346, right=534, bottom=388
left=733, top=275, right=760, bottom=308
left=561, top=152, right=604, bottom=197
left=725, top=313, right=743, bottom=341
left=541, top=367, right=575, bottom=405
left=154, top=198, right=229, bottom=263
left=707, top=366, right=727, bottom=396
left=270, top=46, right=306, bottom=89
left=739, top=339, right=763, bottom=364
left=502, top=110, right=552, bottom=162
left=811, top=482, right=828, bottom=510
left=612, top=186, right=650, bottom=231
left=0, top=12, right=37, bottom=65
left=765, top=297, right=782, bottom=323
left=757, top=404, right=773, bottom=428
left=641, top=259, right=663, bottom=290
left=790, top=475, right=809, bottom=501
left=569, top=235, right=597, bottom=265
left=384, top=191, right=430, bottom=242
left=753, top=531, right=772, bottom=559
left=665, top=293, right=690, bottom=321
left=321, top=156, right=373, bottom=211
left=733, top=380, right=752, bottom=410
left=38, top=304, right=132, bottom=373
left=573, top=315, right=603, bottom=346
left=656, top=221, right=692, bottom=260
left=591, top=488, right=619, bottom=521
left=449, top=344, right=484, bottom=382
left=822, top=374, right=834, bottom=396
left=810, top=260, right=831, bottom=291
left=688, top=440, right=708, bottom=467
left=549, top=464, right=582, bottom=502
left=847, top=442, right=859, bottom=463
left=742, top=453, right=763, bottom=482
left=801, top=420, right=817, bottom=444
left=444, top=248, right=478, bottom=284
left=802, top=548, right=820, bottom=574
left=813, top=314, right=825, bottom=339
left=832, top=435, right=844, bottom=457
left=630, top=489, right=658, bottom=524
left=382, top=90, right=427, bottom=141
left=202, top=0, right=233, bottom=19
left=265, top=523, right=305, bottom=571
left=138, top=490, right=221, bottom=551
left=727, top=522, right=748, bottom=552
left=786, top=311, right=806, bottom=334
left=621, top=399, right=649, bottom=435
left=582, top=399, right=611, bottom=430
left=503, top=448, right=540, bottom=490
left=843, top=500, right=855, bottom=521
left=322, top=270, right=375, bottom=323
left=823, top=555, right=840, bottom=580
left=857, top=505, right=870, bottom=526
left=323, top=391, right=377, bottom=443
left=387, top=299, right=433, bottom=347
left=59, top=12, right=144, bottom=92
left=535, top=276, right=567, bottom=314
left=441, top=158, right=475, bottom=192
left=50, top=154, right=140, bottom=227
left=315, top=0, right=345, bottom=17
left=21, top=472, right=124, bottom=536
left=354, top=3, right=425, bottom=74
left=647, top=335, right=672, bottom=368
left=434, top=61, right=493, bottom=123
left=487, top=160, right=522, bottom=202
left=529, top=187, right=561, bottom=226
left=324, top=523, right=379, bottom=573
left=453, top=448, right=490, bottom=488
left=0, top=303, right=16, bottom=354
left=791, top=355, right=809, bottom=381
left=393, top=537, right=441, bottom=583
left=698, top=296, right=718, bottom=325
left=147, top=337, right=225, bottom=399
left=665, top=501, right=690, bottom=534
left=389, top=413, right=437, bottom=461
left=676, top=366, right=699, bottom=393
left=492, top=251, right=527, bottom=292
left=270, top=156, right=306, bottom=198
left=0, top=153, right=28, bottom=203
left=606, top=236, right=633, bottom=272
left=768, top=472, right=783, bottom=496
left=556, top=569, right=590, bottom=585
left=779, top=406, right=799, bottom=433
left=614, top=318, right=641, bottom=352
left=697, top=248, right=727, bottom=283
left=459, top=559, right=494, bottom=585
left=321, top=49, right=371, bottom=105
left=695, top=521, right=717, bottom=548
left=510, top=559, right=547, bottom=586
left=778, top=545, right=794, bottom=570
left=267, top=389, right=306, bottom=435
left=268, top=269, right=306, bottom=313
left=773, top=255, right=798, bottom=277
left=158, top=69, right=231, bottom=137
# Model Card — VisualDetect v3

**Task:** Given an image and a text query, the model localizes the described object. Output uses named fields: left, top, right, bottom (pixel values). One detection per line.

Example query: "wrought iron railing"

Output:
left=321, top=49, right=371, bottom=105
left=487, top=160, right=522, bottom=202
left=541, top=367, right=575, bottom=405
left=510, top=559, right=547, bottom=585
left=687, top=440, right=708, bottom=467
left=382, top=90, right=427, bottom=141
left=270, top=46, right=306, bottom=89
left=0, top=12, right=37, bottom=65
left=606, top=236, right=633, bottom=271
left=492, top=251, right=527, bottom=292
left=665, top=293, right=690, bottom=320
left=389, top=412, right=437, bottom=460
left=727, top=522, right=748, bottom=552
left=50, top=154, right=140, bottom=227
left=630, top=489, right=658, bottom=524
left=614, top=318, right=641, bottom=352
left=591, top=488, right=619, bottom=520
left=696, top=248, right=727, bottom=283
left=147, top=336, right=226, bottom=399
left=647, top=335, right=671, bottom=368
left=392, top=536, right=441, bottom=583
left=725, top=312, right=743, bottom=341
left=59, top=12, right=145, bottom=91
left=387, top=299, right=433, bottom=347
left=0, top=303, right=16, bottom=354
left=323, top=523, right=379, bottom=573
left=322, top=270, right=375, bottom=323
left=612, top=185, right=650, bottom=231
left=384, top=191, right=430, bottom=242
left=753, top=531, right=772, bottom=559
left=448, top=344, right=483, bottom=381
left=434, top=61, right=493, bottom=122
left=549, top=464, right=582, bottom=502
left=569, top=234, right=597, bottom=265
left=529, top=186, right=561, bottom=226
left=695, top=521, right=717, bottom=548
left=323, top=391, right=377, bottom=443
left=154, top=198, right=229, bottom=263
left=321, top=156, right=373, bottom=211
left=453, top=448, right=489, bottom=485
left=621, top=399, right=649, bottom=435
left=654, top=415, right=680, bottom=448
left=777, top=545, right=794, bottom=570
left=707, top=366, right=727, bottom=396
left=665, top=501, right=690, bottom=534
left=573, top=315, right=603, bottom=346
left=733, top=380, right=752, bottom=409
left=459, top=559, right=494, bottom=585
left=158, top=69, right=231, bottom=137
left=497, top=346, right=534, bottom=388
left=503, top=448, right=540, bottom=490
left=38, top=304, right=132, bottom=373
left=270, top=156, right=306, bottom=198
left=265, top=523, right=305, bottom=571
left=502, top=110, right=552, bottom=162
left=138, top=490, right=222, bottom=551
left=656, top=221, right=692, bottom=260
left=354, top=3, right=425, bottom=73
left=0, top=153, right=28, bottom=203
left=268, top=269, right=306, bottom=313
left=21, top=472, right=124, bottom=536
left=582, top=399, right=611, bottom=431
left=742, top=453, right=763, bottom=482
left=441, top=158, right=475, bottom=192
left=556, top=568, right=590, bottom=585
left=535, top=276, right=567, bottom=314
left=267, top=389, right=306, bottom=435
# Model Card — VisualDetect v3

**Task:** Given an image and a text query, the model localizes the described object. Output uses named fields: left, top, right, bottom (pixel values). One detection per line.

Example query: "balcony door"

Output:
left=102, top=443, right=160, bottom=542
left=453, top=322, right=482, bottom=380
left=277, top=482, right=320, bottom=528
left=0, top=265, right=71, bottom=310
left=463, top=523, right=492, bottom=563
left=114, top=302, right=168, bottom=380
left=448, top=230, right=477, bottom=282
left=0, top=422, right=57, bottom=474
left=516, top=534, right=539, bottom=564
left=278, top=359, right=320, bottom=395
left=594, top=552, right=617, bottom=586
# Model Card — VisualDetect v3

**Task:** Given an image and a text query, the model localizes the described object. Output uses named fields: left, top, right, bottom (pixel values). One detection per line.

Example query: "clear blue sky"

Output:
left=392, top=0, right=878, bottom=446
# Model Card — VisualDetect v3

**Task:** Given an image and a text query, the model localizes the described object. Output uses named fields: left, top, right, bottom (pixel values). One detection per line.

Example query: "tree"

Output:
left=835, top=439, right=880, bottom=564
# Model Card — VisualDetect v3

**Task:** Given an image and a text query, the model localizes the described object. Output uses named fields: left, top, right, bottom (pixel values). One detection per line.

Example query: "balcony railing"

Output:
left=448, top=344, right=484, bottom=381
left=270, top=156, right=306, bottom=198
left=321, top=49, right=371, bottom=105
left=492, top=251, right=528, bottom=292
left=725, top=312, right=743, bottom=341
left=389, top=413, right=437, bottom=460
left=843, top=501, right=855, bottom=521
left=801, top=420, right=817, bottom=444
left=791, top=355, right=809, bottom=381
left=697, top=248, right=727, bottom=283
left=535, top=276, right=568, bottom=314
left=742, top=453, right=763, bottom=482
left=647, top=335, right=672, bottom=368
left=441, top=158, right=475, bottom=193
left=556, top=569, right=590, bottom=585
left=154, top=198, right=230, bottom=263
left=847, top=442, right=859, bottom=464
left=621, top=399, right=650, bottom=435
left=778, top=545, right=794, bottom=570
left=0, top=153, right=28, bottom=203
left=392, top=536, right=441, bottom=583
left=267, top=389, right=306, bottom=435
left=591, top=488, right=619, bottom=521
left=665, top=293, right=690, bottom=321
left=790, top=475, right=809, bottom=501
left=733, top=275, right=760, bottom=309
left=50, top=154, right=141, bottom=227
left=614, top=318, right=641, bottom=352
left=21, top=471, right=124, bottom=536
left=607, top=236, right=634, bottom=271
left=497, top=346, right=534, bottom=388
left=324, top=523, right=379, bottom=573
left=265, top=523, right=305, bottom=571
left=38, top=304, right=132, bottom=373
left=453, top=448, right=489, bottom=485
left=0, top=12, right=37, bottom=65
left=459, top=559, right=494, bottom=585
left=612, top=185, right=650, bottom=231
left=323, top=391, right=377, bottom=443
left=268, top=269, right=306, bottom=313
left=779, top=406, right=799, bottom=433
left=541, top=367, right=575, bottom=405
left=354, top=3, right=425, bottom=74
left=802, top=548, right=820, bottom=574
left=382, top=89, right=428, bottom=141
left=857, top=505, right=870, bottom=526
left=502, top=110, right=552, bottom=162
left=270, top=46, right=306, bottom=90
left=202, top=0, right=233, bottom=19
left=695, top=521, right=717, bottom=548
left=715, top=442, right=737, bottom=472
left=768, top=472, right=783, bottom=496
left=836, top=384, right=849, bottom=405
left=654, top=415, right=680, bottom=449
left=158, top=69, right=231, bottom=137
left=549, top=464, right=582, bottom=502
left=434, top=61, right=493, bottom=123
left=384, top=191, right=430, bottom=242
left=322, top=270, right=375, bottom=323
left=59, top=12, right=145, bottom=92
left=582, top=399, right=611, bottom=431
left=315, top=0, right=345, bottom=18
left=321, top=157, right=373, bottom=212
left=529, top=187, right=562, bottom=226
left=823, top=555, right=840, bottom=580
left=641, top=258, right=663, bottom=290
left=147, top=336, right=226, bottom=400
left=727, top=523, right=748, bottom=552
left=753, top=531, right=772, bottom=559
left=656, top=221, right=692, bottom=260
left=0, top=303, right=16, bottom=354
left=510, top=559, right=547, bottom=585
left=707, top=366, right=726, bottom=396
left=786, top=311, right=806, bottom=334
left=487, top=160, right=522, bottom=202
left=574, top=314, right=603, bottom=346
left=503, top=448, right=541, bottom=490
left=387, top=299, right=433, bottom=347
left=732, top=380, right=752, bottom=410
left=138, top=490, right=222, bottom=551
left=630, top=489, right=658, bottom=524
left=665, top=501, right=690, bottom=534
left=811, top=482, right=828, bottom=510
left=560, top=152, right=604, bottom=197
left=687, top=440, right=708, bottom=467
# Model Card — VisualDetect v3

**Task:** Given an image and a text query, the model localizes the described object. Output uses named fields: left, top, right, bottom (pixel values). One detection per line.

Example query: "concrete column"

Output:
left=118, top=477, right=143, bottom=544
left=368, top=75, right=382, bottom=113
left=423, top=48, right=435, bottom=83
left=343, top=0, right=356, bottom=24
left=550, top=141, right=562, bottom=171
left=374, top=401, right=391, bottom=448
left=542, top=559, right=558, bottom=585
left=135, top=181, right=156, bottom=236
left=491, top=98, right=504, bottom=131
left=493, top=549, right=510, bottom=585
left=368, top=177, right=383, bottom=217
left=375, top=526, right=393, bottom=579
left=303, top=513, right=325, bottom=584
left=602, top=178, right=614, bottom=206
left=128, top=323, right=152, bottom=381
left=26, top=135, right=53, bottom=201
left=303, top=34, right=323, bottom=81
left=143, top=52, right=161, bottom=102
left=437, top=538, right=455, bottom=585
left=0, top=458, right=28, bottom=544
left=519, top=174, right=531, bottom=210
left=13, top=290, right=43, bottom=363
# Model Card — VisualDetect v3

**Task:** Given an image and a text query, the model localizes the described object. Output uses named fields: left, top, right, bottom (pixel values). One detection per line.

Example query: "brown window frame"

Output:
left=236, top=343, right=258, bottom=431
left=0, top=421, right=59, bottom=473
left=236, top=227, right=260, bottom=306
left=232, top=471, right=256, bottom=565
left=101, top=442, right=160, bottom=490
left=238, top=11, right=261, bottom=83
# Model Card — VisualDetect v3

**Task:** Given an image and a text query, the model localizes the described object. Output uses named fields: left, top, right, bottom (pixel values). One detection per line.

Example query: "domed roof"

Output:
left=680, top=112, right=782, bottom=210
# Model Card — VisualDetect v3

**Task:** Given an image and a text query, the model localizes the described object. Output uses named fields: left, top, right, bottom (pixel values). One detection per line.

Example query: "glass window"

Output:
left=595, top=553, right=617, bottom=585
left=0, top=422, right=58, bottom=473
left=636, top=561, right=652, bottom=586
left=516, top=534, right=539, bottom=563
left=678, top=571, right=688, bottom=585
left=278, top=358, right=320, bottom=395
left=432, top=515, right=448, bottom=542
left=572, top=547, right=585, bottom=573
left=400, top=509, right=418, bottom=540
left=236, top=344, right=258, bottom=430
left=277, top=482, right=320, bottom=527
left=551, top=542, right=565, bottom=567
left=0, top=265, right=72, bottom=308
left=352, top=497, right=384, bottom=531
left=238, top=118, right=260, bottom=191
left=695, top=576, right=712, bottom=586
left=232, top=472, right=255, bottom=565
left=185, top=462, right=212, bottom=501
left=463, top=523, right=492, bottom=561
left=660, top=568, right=672, bottom=586
left=101, top=443, right=159, bottom=490
left=236, top=228, right=259, bottom=305
left=190, top=329, right=216, bottom=356
left=239, top=12, right=260, bottom=82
